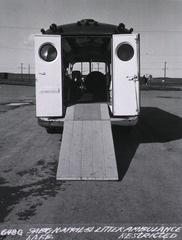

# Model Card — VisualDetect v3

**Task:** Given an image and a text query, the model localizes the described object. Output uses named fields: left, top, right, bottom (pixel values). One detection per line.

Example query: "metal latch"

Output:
left=126, top=75, right=138, bottom=81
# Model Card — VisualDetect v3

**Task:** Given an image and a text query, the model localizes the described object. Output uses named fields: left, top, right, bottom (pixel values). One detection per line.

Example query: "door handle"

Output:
left=39, top=72, right=46, bottom=75
left=126, top=75, right=138, bottom=81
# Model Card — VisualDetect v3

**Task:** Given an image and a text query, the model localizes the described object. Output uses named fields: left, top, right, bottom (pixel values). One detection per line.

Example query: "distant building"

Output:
left=0, top=72, right=35, bottom=86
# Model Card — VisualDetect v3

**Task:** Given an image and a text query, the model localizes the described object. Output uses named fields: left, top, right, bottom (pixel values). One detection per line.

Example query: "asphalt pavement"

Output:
left=0, top=84, right=182, bottom=227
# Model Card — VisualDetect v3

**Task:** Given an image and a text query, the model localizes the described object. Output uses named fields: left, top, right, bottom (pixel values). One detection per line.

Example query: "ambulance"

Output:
left=35, top=19, right=140, bottom=133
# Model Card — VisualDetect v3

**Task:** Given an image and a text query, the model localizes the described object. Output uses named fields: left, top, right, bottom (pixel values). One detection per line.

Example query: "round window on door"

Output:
left=117, top=43, right=134, bottom=61
left=39, top=43, right=57, bottom=62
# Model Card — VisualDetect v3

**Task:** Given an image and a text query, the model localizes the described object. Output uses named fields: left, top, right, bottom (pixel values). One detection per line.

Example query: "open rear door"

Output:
left=112, top=34, right=140, bottom=116
left=35, top=35, right=63, bottom=117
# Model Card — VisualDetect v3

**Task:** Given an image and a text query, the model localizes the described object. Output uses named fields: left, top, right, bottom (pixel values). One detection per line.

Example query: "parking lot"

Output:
left=0, top=84, right=182, bottom=227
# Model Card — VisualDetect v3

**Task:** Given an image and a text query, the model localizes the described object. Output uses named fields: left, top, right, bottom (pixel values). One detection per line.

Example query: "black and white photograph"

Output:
left=0, top=0, right=182, bottom=239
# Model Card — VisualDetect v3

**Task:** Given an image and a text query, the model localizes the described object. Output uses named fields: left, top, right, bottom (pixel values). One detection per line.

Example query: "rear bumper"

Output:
left=111, top=116, right=138, bottom=126
left=37, top=115, right=138, bottom=128
left=38, top=117, right=64, bottom=128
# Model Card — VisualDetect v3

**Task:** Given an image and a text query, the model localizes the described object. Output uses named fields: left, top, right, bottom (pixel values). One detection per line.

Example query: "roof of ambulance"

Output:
left=41, top=19, right=133, bottom=35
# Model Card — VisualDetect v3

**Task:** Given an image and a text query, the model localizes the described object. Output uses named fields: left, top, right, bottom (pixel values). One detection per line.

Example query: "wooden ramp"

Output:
left=56, top=103, right=118, bottom=180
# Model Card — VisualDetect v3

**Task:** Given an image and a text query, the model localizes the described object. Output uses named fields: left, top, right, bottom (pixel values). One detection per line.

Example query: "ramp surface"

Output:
left=57, top=103, right=118, bottom=180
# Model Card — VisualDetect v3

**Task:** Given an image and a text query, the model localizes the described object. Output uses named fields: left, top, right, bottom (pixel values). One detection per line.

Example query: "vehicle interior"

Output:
left=62, top=36, right=112, bottom=105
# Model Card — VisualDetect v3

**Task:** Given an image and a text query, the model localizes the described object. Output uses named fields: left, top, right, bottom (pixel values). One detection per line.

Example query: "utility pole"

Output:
left=21, top=63, right=23, bottom=80
left=18, top=63, right=26, bottom=80
left=28, top=64, right=30, bottom=80
left=164, top=62, right=167, bottom=79
left=162, top=62, right=167, bottom=86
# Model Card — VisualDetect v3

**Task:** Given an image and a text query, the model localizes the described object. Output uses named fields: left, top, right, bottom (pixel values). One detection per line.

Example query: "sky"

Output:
left=0, top=0, right=182, bottom=77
